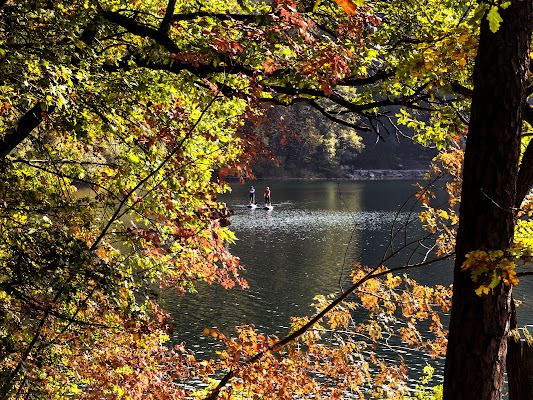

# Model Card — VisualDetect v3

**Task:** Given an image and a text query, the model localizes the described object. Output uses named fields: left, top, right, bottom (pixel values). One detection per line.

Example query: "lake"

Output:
left=165, top=179, right=533, bottom=382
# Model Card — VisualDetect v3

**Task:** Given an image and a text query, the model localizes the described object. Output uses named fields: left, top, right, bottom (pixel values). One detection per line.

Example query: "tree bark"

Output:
left=507, top=328, right=533, bottom=400
left=443, top=2, right=533, bottom=400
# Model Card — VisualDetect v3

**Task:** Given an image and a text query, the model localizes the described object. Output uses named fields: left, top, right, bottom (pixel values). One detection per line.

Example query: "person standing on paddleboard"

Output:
left=249, top=186, right=255, bottom=205
left=264, top=187, right=271, bottom=207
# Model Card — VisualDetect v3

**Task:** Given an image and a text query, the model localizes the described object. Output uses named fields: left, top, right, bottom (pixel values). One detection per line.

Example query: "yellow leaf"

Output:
left=437, top=209, right=448, bottom=219
left=475, top=286, right=490, bottom=296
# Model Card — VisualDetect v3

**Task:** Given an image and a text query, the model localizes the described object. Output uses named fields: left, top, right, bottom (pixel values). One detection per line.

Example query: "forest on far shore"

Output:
left=251, top=103, right=438, bottom=178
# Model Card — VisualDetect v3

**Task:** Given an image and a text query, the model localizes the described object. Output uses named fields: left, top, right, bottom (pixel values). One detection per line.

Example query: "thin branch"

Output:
left=12, top=158, right=119, bottom=168
left=306, top=99, right=371, bottom=132
left=311, top=327, right=425, bottom=356
left=263, top=96, right=374, bottom=133
left=269, top=83, right=431, bottom=115
left=12, top=158, right=121, bottom=202
left=89, top=115, right=201, bottom=251
left=100, top=8, right=185, bottom=55
left=91, top=25, right=254, bottom=253
left=339, top=69, right=395, bottom=87
left=103, top=53, right=255, bottom=81
left=170, top=11, right=267, bottom=23
left=204, top=253, right=451, bottom=400
left=0, top=284, right=66, bottom=397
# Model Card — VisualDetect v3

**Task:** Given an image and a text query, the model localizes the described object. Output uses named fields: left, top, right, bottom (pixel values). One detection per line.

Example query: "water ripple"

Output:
left=230, top=209, right=410, bottom=232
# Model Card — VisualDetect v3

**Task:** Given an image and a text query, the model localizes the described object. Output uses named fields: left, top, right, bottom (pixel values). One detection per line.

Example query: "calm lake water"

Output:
left=165, top=180, right=533, bottom=382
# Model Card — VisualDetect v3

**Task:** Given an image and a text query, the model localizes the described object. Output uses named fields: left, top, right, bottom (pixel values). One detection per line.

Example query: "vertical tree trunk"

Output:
left=507, top=328, right=533, bottom=400
left=443, top=2, right=533, bottom=400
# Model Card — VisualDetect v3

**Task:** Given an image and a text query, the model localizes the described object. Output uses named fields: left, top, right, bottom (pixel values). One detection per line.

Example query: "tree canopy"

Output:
left=3, top=0, right=533, bottom=399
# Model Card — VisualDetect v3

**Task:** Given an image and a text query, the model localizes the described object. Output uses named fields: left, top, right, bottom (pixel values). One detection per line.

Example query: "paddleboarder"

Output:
left=249, top=186, right=255, bottom=205
left=264, top=186, right=271, bottom=207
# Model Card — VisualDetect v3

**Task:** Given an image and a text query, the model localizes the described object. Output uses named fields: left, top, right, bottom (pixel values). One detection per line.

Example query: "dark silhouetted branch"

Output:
left=0, top=103, right=52, bottom=159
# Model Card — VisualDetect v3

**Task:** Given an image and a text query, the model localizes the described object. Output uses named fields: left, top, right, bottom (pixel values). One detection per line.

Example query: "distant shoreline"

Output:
left=234, top=169, right=432, bottom=181
left=346, top=169, right=428, bottom=180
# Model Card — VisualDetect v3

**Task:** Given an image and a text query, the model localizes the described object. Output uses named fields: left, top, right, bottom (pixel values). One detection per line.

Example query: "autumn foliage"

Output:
left=199, top=263, right=450, bottom=400
left=1, top=0, right=522, bottom=399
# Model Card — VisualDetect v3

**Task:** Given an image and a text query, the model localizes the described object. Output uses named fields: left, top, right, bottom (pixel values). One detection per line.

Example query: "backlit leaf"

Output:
left=487, top=6, right=503, bottom=33
left=332, top=0, right=360, bottom=14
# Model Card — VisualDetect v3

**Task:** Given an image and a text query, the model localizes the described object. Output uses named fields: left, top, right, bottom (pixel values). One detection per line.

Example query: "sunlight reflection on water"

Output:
left=229, top=207, right=409, bottom=233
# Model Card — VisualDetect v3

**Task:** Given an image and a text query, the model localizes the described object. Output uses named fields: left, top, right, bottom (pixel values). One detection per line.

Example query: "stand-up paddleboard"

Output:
left=247, top=204, right=257, bottom=208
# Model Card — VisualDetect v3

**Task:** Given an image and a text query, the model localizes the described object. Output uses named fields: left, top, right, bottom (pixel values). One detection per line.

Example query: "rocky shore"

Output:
left=347, top=169, right=428, bottom=180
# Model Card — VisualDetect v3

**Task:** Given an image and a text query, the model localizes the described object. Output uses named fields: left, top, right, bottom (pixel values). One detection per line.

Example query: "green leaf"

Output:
left=487, top=6, right=503, bottom=33
left=501, top=1, right=512, bottom=10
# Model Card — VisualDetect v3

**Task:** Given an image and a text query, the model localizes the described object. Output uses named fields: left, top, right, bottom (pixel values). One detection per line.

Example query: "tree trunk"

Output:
left=443, top=2, right=533, bottom=400
left=507, top=328, right=533, bottom=400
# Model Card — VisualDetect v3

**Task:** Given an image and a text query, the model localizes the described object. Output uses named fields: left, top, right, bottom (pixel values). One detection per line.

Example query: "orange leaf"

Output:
left=332, top=0, right=358, bottom=14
